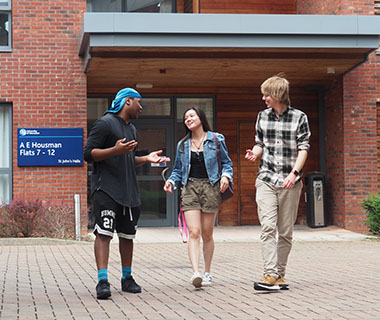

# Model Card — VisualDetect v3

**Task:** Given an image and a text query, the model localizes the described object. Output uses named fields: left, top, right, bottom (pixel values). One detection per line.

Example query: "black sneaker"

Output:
left=96, top=279, right=111, bottom=299
left=121, top=276, right=142, bottom=293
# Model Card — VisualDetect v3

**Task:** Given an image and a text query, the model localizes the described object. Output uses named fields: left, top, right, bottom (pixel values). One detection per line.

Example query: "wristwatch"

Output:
left=291, top=169, right=299, bottom=176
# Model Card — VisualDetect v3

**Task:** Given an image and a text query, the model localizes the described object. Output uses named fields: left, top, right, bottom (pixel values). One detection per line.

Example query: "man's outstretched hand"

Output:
left=147, top=150, right=171, bottom=163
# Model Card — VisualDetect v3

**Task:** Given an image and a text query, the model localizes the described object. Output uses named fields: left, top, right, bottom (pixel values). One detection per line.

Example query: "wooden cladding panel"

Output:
left=215, top=88, right=320, bottom=226
left=86, top=47, right=369, bottom=92
left=199, top=0, right=296, bottom=14
left=239, top=121, right=260, bottom=225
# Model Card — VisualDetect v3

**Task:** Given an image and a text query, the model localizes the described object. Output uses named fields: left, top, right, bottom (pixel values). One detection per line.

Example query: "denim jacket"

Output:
left=167, top=131, right=233, bottom=188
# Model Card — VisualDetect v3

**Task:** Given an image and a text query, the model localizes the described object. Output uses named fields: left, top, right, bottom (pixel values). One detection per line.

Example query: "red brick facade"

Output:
left=298, top=1, right=380, bottom=232
left=0, top=1, right=88, bottom=233
left=1, top=1, right=378, bottom=234
left=297, top=0, right=374, bottom=15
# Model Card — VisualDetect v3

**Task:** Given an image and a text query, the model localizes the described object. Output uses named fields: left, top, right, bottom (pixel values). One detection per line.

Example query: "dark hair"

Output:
left=179, top=107, right=211, bottom=151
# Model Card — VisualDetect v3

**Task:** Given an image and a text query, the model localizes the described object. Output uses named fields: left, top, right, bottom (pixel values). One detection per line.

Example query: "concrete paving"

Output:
left=132, top=225, right=372, bottom=244
left=0, top=226, right=379, bottom=320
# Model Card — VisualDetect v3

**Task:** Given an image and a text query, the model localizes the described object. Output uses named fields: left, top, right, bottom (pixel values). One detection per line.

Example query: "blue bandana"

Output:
left=106, top=88, right=142, bottom=114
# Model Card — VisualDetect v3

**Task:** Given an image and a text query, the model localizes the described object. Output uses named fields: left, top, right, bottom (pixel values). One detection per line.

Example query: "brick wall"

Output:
left=176, top=0, right=184, bottom=12
left=297, top=0, right=374, bottom=14
left=0, top=1, right=88, bottom=234
left=378, top=102, right=380, bottom=185
left=342, top=52, right=379, bottom=232
left=297, top=0, right=341, bottom=14
left=325, top=61, right=379, bottom=233
left=298, top=0, right=379, bottom=233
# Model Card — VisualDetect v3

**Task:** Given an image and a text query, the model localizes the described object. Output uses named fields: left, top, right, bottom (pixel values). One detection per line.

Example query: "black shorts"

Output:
left=92, top=190, right=140, bottom=239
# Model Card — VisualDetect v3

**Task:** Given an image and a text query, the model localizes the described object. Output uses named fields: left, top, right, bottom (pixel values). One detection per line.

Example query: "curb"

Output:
left=0, top=237, right=93, bottom=246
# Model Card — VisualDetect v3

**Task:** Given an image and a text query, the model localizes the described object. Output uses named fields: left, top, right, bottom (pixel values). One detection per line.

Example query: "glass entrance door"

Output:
left=133, top=119, right=175, bottom=226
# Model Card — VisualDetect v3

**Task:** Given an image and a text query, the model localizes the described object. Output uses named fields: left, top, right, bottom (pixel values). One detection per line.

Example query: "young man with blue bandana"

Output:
left=84, top=88, right=170, bottom=299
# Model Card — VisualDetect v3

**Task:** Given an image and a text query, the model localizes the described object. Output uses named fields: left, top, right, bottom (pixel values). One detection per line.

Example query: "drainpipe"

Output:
left=74, top=194, right=81, bottom=241
left=317, top=87, right=326, bottom=174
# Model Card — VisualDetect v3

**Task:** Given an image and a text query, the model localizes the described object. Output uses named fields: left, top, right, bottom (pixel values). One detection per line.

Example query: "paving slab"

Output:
left=0, top=226, right=379, bottom=319
left=134, top=225, right=373, bottom=243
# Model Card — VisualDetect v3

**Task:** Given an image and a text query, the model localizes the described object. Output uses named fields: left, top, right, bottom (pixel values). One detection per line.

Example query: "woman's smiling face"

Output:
left=184, top=109, right=201, bottom=131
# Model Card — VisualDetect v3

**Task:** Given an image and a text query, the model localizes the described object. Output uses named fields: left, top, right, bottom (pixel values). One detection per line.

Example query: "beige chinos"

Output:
left=255, top=179, right=303, bottom=277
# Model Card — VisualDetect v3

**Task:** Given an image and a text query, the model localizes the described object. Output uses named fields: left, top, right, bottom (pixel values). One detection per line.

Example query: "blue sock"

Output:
left=98, top=269, right=108, bottom=282
left=122, top=266, right=131, bottom=279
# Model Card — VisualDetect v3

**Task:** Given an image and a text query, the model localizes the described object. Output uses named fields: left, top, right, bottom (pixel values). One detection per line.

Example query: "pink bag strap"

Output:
left=161, top=168, right=188, bottom=243
left=178, top=203, right=188, bottom=243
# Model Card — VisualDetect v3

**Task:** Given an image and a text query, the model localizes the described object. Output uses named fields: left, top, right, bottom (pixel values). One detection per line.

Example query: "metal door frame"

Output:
left=132, top=119, right=175, bottom=227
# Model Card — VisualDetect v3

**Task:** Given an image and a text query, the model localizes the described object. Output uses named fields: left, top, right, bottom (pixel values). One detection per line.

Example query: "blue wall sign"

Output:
left=17, top=128, right=83, bottom=167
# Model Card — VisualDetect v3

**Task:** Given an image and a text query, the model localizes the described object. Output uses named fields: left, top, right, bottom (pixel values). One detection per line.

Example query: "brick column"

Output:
left=325, top=53, right=379, bottom=233
left=298, top=0, right=379, bottom=233
left=341, top=53, right=379, bottom=232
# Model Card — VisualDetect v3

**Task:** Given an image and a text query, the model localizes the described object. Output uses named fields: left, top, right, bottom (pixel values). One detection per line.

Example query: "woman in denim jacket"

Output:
left=164, top=107, right=233, bottom=288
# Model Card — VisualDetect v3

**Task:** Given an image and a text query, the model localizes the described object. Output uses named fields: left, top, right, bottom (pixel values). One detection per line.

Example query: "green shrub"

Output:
left=362, top=192, right=380, bottom=236
left=0, top=198, right=75, bottom=239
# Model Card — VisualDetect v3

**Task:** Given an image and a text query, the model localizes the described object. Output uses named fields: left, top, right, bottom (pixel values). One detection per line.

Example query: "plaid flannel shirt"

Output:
left=255, top=106, right=311, bottom=187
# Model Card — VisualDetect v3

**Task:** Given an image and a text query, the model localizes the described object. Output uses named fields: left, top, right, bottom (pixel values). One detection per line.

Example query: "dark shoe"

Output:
left=121, top=276, right=142, bottom=293
left=96, top=279, right=111, bottom=299
left=253, top=274, right=280, bottom=291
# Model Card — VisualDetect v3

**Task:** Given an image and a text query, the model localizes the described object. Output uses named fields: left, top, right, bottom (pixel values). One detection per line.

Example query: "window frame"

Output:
left=0, top=0, right=11, bottom=51
left=0, top=103, right=13, bottom=203
left=87, top=0, right=176, bottom=13
left=0, top=0, right=11, bottom=10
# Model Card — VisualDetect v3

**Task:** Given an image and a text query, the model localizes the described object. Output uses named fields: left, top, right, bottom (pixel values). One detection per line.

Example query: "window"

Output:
left=87, top=0, right=174, bottom=13
left=376, top=1, right=380, bottom=55
left=87, top=98, right=109, bottom=131
left=140, top=98, right=171, bottom=116
left=0, top=0, right=11, bottom=50
left=0, top=1, right=11, bottom=9
left=0, top=104, right=12, bottom=203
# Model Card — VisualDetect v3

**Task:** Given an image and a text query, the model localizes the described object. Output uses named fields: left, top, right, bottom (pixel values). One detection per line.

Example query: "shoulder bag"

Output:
left=212, top=132, right=234, bottom=203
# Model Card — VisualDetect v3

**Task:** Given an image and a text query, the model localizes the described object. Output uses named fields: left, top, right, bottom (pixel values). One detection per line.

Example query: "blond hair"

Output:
left=260, top=73, right=290, bottom=105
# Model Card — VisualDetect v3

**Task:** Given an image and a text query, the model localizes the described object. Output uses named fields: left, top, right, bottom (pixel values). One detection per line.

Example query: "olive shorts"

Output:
left=181, top=177, right=222, bottom=213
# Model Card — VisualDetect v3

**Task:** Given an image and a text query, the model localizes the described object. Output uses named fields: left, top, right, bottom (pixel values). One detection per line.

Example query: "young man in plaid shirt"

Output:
left=245, top=74, right=311, bottom=291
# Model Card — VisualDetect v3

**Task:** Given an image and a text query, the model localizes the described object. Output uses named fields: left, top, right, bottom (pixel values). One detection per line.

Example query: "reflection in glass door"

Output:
left=133, top=120, right=174, bottom=226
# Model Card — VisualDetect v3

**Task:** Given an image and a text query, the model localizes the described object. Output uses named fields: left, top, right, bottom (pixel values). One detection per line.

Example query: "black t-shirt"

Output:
left=189, top=151, right=208, bottom=178
left=84, top=113, right=141, bottom=207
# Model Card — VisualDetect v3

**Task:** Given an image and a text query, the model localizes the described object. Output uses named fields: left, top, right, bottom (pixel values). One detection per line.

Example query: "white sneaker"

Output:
left=202, top=272, right=213, bottom=286
left=190, top=272, right=202, bottom=288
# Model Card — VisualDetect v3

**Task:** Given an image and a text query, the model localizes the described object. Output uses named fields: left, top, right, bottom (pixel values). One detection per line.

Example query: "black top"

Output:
left=84, top=113, right=141, bottom=207
left=189, top=151, right=208, bottom=178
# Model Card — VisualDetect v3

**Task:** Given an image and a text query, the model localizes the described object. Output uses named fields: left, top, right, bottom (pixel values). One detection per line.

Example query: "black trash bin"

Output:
left=305, top=172, right=327, bottom=228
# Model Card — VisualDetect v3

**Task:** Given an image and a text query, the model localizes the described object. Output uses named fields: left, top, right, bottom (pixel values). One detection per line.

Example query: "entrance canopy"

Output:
left=79, top=13, right=380, bottom=92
